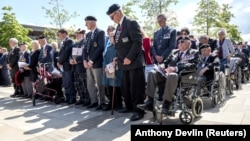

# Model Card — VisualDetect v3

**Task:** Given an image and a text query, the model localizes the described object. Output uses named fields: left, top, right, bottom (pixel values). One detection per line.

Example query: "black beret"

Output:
left=106, top=4, right=120, bottom=15
left=75, top=28, right=86, bottom=34
left=177, top=36, right=190, bottom=43
left=199, top=44, right=210, bottom=50
left=85, top=16, right=97, bottom=21
left=36, top=35, right=46, bottom=40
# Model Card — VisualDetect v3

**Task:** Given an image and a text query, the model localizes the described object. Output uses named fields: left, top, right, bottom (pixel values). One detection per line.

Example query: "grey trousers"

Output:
left=145, top=70, right=166, bottom=98
left=163, top=73, right=179, bottom=102
left=21, top=77, right=33, bottom=96
left=86, top=68, right=105, bottom=105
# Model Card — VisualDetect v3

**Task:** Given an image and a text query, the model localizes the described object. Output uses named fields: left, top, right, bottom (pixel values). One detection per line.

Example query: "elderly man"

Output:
left=107, top=4, right=146, bottom=121
left=138, top=36, right=200, bottom=113
left=7, top=38, right=22, bottom=97
left=196, top=44, right=220, bottom=96
left=57, top=28, right=77, bottom=104
left=83, top=16, right=105, bottom=110
left=70, top=29, right=90, bottom=106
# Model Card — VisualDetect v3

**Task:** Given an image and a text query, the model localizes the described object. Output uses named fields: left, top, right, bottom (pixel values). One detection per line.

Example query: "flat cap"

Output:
left=177, top=36, right=190, bottom=43
left=36, top=35, right=46, bottom=40
left=106, top=4, right=120, bottom=15
left=85, top=16, right=97, bottom=21
left=75, top=28, right=86, bottom=34
left=199, top=44, right=210, bottom=50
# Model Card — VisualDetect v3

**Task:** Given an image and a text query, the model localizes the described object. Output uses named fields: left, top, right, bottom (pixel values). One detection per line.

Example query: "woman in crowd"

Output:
left=102, top=32, right=123, bottom=111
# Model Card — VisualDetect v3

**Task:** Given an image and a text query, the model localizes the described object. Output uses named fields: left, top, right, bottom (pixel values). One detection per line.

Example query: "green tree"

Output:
left=193, top=0, right=220, bottom=36
left=42, top=0, right=79, bottom=42
left=130, top=0, right=178, bottom=37
left=122, top=2, right=138, bottom=21
left=193, top=0, right=242, bottom=42
left=0, top=6, right=31, bottom=49
left=215, top=4, right=242, bottom=42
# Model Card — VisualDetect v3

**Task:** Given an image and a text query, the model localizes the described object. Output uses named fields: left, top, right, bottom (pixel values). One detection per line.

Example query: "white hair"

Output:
left=9, top=38, right=18, bottom=44
left=217, top=28, right=227, bottom=36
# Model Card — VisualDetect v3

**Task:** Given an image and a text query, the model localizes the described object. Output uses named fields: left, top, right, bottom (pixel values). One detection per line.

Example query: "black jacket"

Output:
left=58, top=37, right=74, bottom=71
left=83, top=28, right=105, bottom=68
left=114, top=16, right=145, bottom=70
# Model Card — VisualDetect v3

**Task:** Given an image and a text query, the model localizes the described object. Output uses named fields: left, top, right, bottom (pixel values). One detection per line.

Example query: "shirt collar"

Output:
left=91, top=27, right=97, bottom=33
left=119, top=15, right=125, bottom=25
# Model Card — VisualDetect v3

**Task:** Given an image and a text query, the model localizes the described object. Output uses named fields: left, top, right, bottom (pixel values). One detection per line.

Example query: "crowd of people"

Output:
left=0, top=3, right=250, bottom=122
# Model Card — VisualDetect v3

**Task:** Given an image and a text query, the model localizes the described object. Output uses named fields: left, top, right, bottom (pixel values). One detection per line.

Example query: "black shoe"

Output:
left=102, top=104, right=111, bottom=111
left=96, top=105, right=103, bottom=110
left=118, top=108, right=132, bottom=113
left=10, top=94, right=17, bottom=98
left=68, top=99, right=76, bottom=105
left=87, top=102, right=98, bottom=108
left=83, top=101, right=91, bottom=107
left=130, top=112, right=144, bottom=121
left=137, top=100, right=153, bottom=111
left=75, top=100, right=84, bottom=105
left=115, top=106, right=123, bottom=111
left=161, top=100, right=171, bottom=114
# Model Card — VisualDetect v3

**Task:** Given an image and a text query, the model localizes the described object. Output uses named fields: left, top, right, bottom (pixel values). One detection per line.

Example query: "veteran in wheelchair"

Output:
left=197, top=44, right=226, bottom=107
left=138, top=36, right=203, bottom=124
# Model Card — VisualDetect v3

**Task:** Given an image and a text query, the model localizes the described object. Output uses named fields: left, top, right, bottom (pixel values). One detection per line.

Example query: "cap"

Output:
left=36, top=35, right=46, bottom=40
left=199, top=44, right=210, bottom=50
left=106, top=4, right=120, bottom=15
left=177, top=36, right=190, bottom=43
left=75, top=28, right=86, bottom=34
left=85, top=16, right=97, bottom=21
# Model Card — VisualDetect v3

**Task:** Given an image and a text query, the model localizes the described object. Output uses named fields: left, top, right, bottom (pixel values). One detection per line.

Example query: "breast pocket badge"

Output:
left=93, top=42, right=97, bottom=47
left=163, top=33, right=170, bottom=39
left=122, top=37, right=129, bottom=43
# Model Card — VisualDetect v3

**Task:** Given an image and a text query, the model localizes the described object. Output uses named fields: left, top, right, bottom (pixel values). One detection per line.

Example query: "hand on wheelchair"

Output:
left=199, top=67, right=209, bottom=76
left=165, top=66, right=176, bottom=73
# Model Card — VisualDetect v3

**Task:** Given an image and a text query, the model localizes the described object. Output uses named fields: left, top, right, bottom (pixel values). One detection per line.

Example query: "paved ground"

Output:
left=0, top=82, right=250, bottom=141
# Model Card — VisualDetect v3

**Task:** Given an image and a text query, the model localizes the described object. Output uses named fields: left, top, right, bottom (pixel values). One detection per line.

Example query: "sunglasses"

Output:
left=179, top=40, right=185, bottom=43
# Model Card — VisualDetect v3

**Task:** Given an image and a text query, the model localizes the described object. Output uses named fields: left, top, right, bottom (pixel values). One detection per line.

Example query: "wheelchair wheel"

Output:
left=226, top=77, right=234, bottom=95
left=32, top=94, right=36, bottom=106
left=218, top=72, right=226, bottom=104
left=211, top=95, right=218, bottom=108
left=179, top=111, right=193, bottom=124
left=53, top=95, right=61, bottom=104
left=236, top=68, right=242, bottom=90
left=191, top=97, right=203, bottom=118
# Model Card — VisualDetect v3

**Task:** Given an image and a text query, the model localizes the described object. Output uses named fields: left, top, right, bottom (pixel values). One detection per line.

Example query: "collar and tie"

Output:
left=177, top=52, right=183, bottom=62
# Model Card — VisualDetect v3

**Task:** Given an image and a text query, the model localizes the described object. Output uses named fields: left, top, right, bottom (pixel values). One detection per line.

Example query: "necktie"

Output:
left=178, top=52, right=183, bottom=62
left=115, top=24, right=121, bottom=43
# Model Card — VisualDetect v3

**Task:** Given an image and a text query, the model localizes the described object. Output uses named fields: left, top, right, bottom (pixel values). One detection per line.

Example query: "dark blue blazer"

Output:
left=38, top=44, right=53, bottom=63
left=83, top=28, right=105, bottom=68
left=151, top=26, right=176, bottom=61
left=58, top=37, right=74, bottom=71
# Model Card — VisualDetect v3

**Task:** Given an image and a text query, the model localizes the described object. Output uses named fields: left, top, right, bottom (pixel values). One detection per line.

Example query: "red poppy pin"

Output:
left=119, top=26, right=123, bottom=31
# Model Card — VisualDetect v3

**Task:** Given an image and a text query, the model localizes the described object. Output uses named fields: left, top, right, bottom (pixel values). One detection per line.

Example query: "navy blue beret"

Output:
left=106, top=4, right=120, bottom=15
left=85, top=16, right=97, bottom=21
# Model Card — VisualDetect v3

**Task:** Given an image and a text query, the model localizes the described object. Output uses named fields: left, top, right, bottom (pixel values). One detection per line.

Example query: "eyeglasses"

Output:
left=179, top=40, right=185, bottom=44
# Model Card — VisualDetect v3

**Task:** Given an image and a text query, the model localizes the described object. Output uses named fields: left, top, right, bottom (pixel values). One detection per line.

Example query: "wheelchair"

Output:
left=229, top=57, right=242, bottom=90
left=199, top=65, right=227, bottom=108
left=33, top=63, right=63, bottom=106
left=152, top=70, right=203, bottom=125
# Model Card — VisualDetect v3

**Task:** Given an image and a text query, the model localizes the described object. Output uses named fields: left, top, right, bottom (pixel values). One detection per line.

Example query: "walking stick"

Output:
left=111, top=62, right=116, bottom=115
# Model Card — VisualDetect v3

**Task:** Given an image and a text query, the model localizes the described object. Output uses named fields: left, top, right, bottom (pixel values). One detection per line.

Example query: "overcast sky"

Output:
left=0, top=0, right=249, bottom=42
